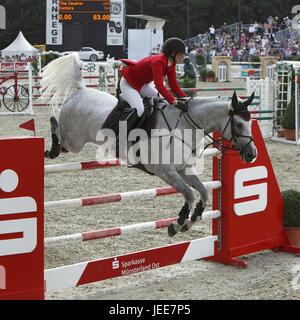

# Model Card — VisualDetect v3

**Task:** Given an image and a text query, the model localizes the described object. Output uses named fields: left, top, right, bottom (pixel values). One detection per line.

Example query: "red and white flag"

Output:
left=19, top=119, right=36, bottom=136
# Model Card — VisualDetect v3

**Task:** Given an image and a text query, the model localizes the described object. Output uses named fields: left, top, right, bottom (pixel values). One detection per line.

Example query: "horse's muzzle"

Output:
left=241, top=144, right=257, bottom=163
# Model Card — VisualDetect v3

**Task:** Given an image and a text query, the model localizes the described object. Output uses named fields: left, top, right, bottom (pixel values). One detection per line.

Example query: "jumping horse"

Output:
left=41, top=53, right=257, bottom=237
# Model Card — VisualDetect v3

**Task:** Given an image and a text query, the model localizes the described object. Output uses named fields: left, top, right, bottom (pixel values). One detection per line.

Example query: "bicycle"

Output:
left=0, top=71, right=30, bottom=112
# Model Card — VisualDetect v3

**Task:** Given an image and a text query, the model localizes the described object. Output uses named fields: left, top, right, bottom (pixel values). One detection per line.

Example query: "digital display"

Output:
left=59, top=0, right=110, bottom=23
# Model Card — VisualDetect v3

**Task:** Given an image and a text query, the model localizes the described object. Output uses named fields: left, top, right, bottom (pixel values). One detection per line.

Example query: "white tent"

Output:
left=1, top=31, right=38, bottom=58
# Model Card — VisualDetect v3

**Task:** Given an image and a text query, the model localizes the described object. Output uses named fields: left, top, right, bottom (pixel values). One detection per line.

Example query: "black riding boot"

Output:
left=116, top=109, right=141, bottom=159
left=126, top=108, right=141, bottom=134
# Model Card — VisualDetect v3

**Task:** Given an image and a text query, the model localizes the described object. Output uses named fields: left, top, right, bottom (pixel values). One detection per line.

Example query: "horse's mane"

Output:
left=39, top=53, right=85, bottom=109
left=183, top=96, right=231, bottom=112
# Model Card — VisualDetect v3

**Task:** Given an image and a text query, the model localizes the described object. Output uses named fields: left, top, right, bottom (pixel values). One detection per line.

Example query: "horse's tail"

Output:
left=39, top=52, right=85, bottom=109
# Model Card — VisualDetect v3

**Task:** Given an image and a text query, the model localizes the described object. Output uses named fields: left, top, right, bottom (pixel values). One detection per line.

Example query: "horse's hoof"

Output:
left=180, top=221, right=192, bottom=233
left=180, top=224, right=189, bottom=233
left=168, top=223, right=177, bottom=237
left=44, top=150, right=59, bottom=159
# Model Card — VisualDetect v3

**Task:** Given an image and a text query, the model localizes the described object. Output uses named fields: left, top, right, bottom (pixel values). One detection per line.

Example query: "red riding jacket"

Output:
left=120, top=54, right=187, bottom=104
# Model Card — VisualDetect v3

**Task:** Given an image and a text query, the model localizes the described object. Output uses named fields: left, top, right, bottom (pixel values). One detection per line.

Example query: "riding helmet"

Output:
left=162, top=37, right=186, bottom=58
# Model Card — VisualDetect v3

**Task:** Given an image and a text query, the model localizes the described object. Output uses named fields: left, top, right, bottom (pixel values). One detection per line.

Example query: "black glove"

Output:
left=176, top=101, right=189, bottom=113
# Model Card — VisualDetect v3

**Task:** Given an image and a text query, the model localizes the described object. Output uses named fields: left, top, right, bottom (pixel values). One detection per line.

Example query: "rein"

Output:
left=156, top=97, right=253, bottom=157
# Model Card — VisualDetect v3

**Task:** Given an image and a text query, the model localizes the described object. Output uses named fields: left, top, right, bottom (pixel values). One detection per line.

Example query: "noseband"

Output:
left=222, top=109, right=254, bottom=155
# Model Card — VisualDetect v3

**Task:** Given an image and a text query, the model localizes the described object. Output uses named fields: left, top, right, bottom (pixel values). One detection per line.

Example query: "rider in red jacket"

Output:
left=119, top=37, right=187, bottom=124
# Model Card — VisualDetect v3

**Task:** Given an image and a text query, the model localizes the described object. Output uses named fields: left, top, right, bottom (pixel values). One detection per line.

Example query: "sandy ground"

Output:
left=0, top=79, right=299, bottom=301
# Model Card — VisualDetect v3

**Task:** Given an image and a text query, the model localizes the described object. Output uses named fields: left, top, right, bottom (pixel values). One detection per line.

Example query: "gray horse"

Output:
left=41, top=53, right=257, bottom=237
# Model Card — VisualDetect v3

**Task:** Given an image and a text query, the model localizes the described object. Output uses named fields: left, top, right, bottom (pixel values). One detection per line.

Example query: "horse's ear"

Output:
left=244, top=92, right=255, bottom=108
left=231, top=91, right=238, bottom=110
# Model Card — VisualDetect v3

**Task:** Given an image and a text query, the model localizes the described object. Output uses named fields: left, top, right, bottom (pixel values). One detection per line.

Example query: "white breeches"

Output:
left=120, top=77, right=159, bottom=117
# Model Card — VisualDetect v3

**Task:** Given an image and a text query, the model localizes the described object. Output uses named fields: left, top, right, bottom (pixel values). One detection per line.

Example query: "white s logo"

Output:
left=234, top=166, right=268, bottom=216
left=0, top=218, right=37, bottom=256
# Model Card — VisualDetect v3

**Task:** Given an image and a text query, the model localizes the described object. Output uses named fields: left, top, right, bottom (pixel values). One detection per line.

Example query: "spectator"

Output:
left=263, top=22, right=269, bottom=34
left=221, top=22, right=228, bottom=34
left=248, top=24, right=256, bottom=38
left=284, top=16, right=292, bottom=28
left=249, top=44, right=257, bottom=57
left=209, top=25, right=216, bottom=42
left=253, top=21, right=259, bottom=34
left=189, top=46, right=198, bottom=64
left=5, top=56, right=12, bottom=62
left=257, top=23, right=264, bottom=37
left=267, top=16, right=274, bottom=25
left=186, top=15, right=300, bottom=63
left=19, top=53, right=27, bottom=61
left=262, top=35, right=269, bottom=48
left=273, top=16, right=280, bottom=32
left=152, top=44, right=161, bottom=55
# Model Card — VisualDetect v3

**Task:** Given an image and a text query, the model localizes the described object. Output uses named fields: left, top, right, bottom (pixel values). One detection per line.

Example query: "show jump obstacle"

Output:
left=0, top=121, right=299, bottom=300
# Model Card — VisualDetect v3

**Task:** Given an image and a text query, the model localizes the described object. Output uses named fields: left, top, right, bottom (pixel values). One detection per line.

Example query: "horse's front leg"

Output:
left=44, top=117, right=61, bottom=159
left=178, top=166, right=208, bottom=232
left=153, top=164, right=195, bottom=237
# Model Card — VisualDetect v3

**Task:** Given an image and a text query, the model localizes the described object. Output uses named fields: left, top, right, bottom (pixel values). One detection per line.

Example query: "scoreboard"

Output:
left=59, top=0, right=110, bottom=23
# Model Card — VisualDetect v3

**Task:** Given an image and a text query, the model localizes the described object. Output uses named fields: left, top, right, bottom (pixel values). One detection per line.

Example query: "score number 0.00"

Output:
left=59, top=14, right=72, bottom=21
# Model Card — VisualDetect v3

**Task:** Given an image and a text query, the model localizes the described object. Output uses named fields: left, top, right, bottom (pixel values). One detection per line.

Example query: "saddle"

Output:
left=101, top=95, right=155, bottom=137
left=101, top=95, right=190, bottom=175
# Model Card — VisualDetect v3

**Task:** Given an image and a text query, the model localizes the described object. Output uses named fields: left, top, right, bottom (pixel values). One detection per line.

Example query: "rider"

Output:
left=119, top=37, right=188, bottom=129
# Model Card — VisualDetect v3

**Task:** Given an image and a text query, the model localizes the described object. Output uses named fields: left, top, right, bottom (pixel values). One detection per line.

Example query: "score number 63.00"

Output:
left=93, top=14, right=110, bottom=21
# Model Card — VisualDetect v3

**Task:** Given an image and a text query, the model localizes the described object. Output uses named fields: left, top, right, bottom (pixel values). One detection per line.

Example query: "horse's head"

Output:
left=225, top=91, right=257, bottom=163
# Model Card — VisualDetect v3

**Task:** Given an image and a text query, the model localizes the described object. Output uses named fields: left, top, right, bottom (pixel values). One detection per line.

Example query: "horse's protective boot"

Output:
left=44, top=116, right=61, bottom=159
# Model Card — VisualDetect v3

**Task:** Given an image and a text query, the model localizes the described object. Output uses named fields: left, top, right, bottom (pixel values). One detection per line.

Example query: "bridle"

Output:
left=156, top=97, right=254, bottom=157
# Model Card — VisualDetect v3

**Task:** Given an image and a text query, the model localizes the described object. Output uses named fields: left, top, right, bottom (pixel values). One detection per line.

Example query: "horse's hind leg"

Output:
left=178, top=166, right=208, bottom=233
left=153, top=165, right=194, bottom=237
left=44, top=116, right=62, bottom=159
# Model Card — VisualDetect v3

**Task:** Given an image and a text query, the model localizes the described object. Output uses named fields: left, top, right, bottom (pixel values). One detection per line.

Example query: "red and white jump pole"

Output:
left=0, top=121, right=299, bottom=299
left=44, top=181, right=221, bottom=212
left=44, top=148, right=221, bottom=174
left=44, top=210, right=221, bottom=247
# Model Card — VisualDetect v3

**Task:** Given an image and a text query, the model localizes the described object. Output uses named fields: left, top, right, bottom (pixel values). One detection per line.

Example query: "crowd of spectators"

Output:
left=187, top=15, right=300, bottom=64
left=0, top=53, right=37, bottom=63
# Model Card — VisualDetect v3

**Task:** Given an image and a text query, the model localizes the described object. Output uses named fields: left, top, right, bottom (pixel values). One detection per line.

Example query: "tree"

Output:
left=0, top=0, right=45, bottom=49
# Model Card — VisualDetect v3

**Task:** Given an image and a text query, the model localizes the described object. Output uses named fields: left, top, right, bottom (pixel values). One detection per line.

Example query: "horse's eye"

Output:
left=236, top=122, right=243, bottom=129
